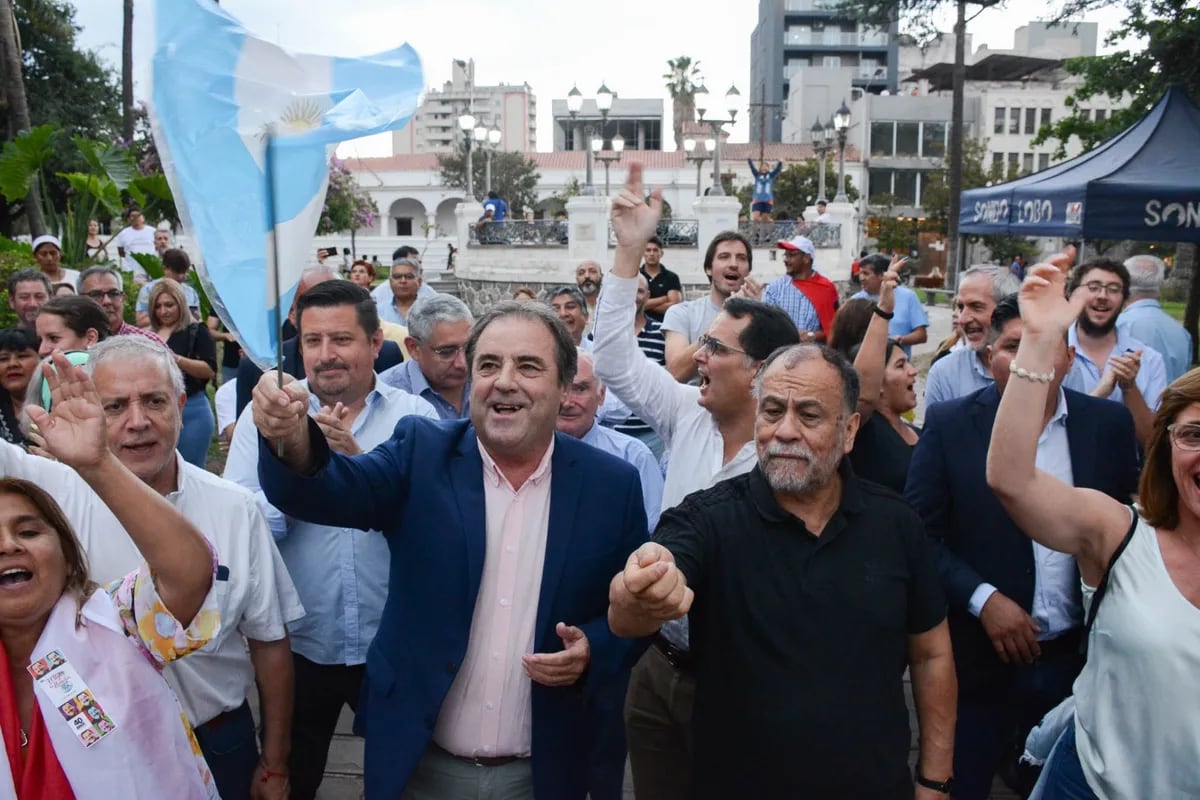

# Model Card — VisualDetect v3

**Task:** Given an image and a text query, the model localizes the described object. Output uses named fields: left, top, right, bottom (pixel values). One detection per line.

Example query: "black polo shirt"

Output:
left=639, top=264, right=682, bottom=321
left=654, top=462, right=945, bottom=799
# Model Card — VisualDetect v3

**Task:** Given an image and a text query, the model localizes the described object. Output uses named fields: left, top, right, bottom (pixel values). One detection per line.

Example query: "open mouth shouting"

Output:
left=0, top=567, right=33, bottom=589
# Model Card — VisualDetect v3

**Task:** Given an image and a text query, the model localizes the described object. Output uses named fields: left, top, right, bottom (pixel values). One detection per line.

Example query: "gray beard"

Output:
left=760, top=434, right=844, bottom=495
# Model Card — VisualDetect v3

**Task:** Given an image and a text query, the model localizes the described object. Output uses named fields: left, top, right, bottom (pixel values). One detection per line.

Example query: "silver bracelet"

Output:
left=1008, top=361, right=1053, bottom=383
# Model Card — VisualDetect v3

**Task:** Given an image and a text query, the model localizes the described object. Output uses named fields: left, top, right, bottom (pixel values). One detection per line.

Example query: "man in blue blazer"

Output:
left=905, top=295, right=1140, bottom=799
left=252, top=301, right=649, bottom=800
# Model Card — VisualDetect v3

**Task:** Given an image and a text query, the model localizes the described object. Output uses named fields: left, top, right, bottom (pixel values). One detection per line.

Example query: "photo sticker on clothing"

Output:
left=29, top=651, right=119, bottom=748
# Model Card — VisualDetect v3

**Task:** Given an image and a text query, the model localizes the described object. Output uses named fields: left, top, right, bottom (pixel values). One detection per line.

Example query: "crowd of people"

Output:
left=1, top=163, right=1197, bottom=800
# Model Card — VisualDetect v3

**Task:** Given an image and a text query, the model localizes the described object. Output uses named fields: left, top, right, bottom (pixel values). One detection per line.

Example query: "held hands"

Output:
left=1017, top=262, right=1088, bottom=339
left=979, top=591, right=1041, bottom=665
left=314, top=402, right=362, bottom=456
left=610, top=163, right=663, bottom=248
left=523, top=623, right=590, bottom=687
left=251, top=371, right=310, bottom=446
left=618, top=542, right=693, bottom=621
left=25, top=351, right=109, bottom=471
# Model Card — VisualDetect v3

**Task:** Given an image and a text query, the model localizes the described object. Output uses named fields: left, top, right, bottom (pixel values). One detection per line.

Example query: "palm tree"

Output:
left=0, top=0, right=47, bottom=234
left=122, top=0, right=133, bottom=142
left=663, top=56, right=702, bottom=152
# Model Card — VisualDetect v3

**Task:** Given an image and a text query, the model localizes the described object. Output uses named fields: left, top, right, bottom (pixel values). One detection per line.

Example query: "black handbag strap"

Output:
left=1081, top=506, right=1139, bottom=654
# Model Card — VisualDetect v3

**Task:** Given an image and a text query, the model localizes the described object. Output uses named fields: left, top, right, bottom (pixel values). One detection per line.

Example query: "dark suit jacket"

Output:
left=258, top=416, right=649, bottom=799
left=235, top=336, right=403, bottom=416
left=904, top=386, right=1139, bottom=697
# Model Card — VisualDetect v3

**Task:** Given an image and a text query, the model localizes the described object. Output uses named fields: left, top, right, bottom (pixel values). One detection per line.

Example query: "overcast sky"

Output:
left=74, top=0, right=1129, bottom=157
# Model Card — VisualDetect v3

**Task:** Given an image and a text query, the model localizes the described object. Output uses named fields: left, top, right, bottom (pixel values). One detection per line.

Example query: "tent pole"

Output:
left=1078, top=239, right=1087, bottom=262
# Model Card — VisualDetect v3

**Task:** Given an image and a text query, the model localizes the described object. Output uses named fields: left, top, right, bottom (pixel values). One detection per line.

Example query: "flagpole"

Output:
left=264, top=126, right=285, bottom=456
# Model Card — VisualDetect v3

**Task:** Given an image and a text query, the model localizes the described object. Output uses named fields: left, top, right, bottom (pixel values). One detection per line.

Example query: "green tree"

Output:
left=317, top=157, right=379, bottom=256
left=1034, top=0, right=1200, bottom=158
left=736, top=160, right=858, bottom=220
left=663, top=56, right=702, bottom=151
left=437, top=143, right=541, bottom=216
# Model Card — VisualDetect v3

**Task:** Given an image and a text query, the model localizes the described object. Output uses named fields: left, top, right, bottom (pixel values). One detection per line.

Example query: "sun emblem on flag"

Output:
left=259, top=99, right=324, bottom=139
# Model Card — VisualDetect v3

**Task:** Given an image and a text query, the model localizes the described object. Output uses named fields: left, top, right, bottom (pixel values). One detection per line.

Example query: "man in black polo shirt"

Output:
left=640, top=235, right=682, bottom=322
left=609, top=343, right=956, bottom=799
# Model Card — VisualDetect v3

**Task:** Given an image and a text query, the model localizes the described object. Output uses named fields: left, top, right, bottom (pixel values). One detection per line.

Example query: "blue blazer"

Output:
left=258, top=416, right=648, bottom=799
left=904, top=386, right=1139, bottom=696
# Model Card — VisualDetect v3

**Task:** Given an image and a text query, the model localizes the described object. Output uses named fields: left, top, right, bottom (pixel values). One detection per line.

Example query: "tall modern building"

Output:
left=391, top=59, right=537, bottom=155
left=750, top=0, right=899, bottom=143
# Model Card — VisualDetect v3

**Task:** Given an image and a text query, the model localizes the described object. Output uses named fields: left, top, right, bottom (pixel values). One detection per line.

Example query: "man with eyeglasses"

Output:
left=379, top=294, right=473, bottom=420
left=547, top=286, right=589, bottom=346
left=906, top=293, right=1139, bottom=799
left=1062, top=258, right=1167, bottom=446
left=76, top=266, right=165, bottom=346
left=378, top=257, right=424, bottom=327
left=223, top=281, right=439, bottom=800
left=593, top=163, right=800, bottom=800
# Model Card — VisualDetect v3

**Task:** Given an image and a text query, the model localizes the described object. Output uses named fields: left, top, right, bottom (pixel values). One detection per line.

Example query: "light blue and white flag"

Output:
left=146, top=0, right=423, bottom=366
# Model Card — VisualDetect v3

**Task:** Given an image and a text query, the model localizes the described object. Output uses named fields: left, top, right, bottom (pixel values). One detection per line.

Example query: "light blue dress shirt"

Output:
left=924, top=345, right=993, bottom=408
left=1063, top=324, right=1168, bottom=410
left=223, top=379, right=438, bottom=665
left=762, top=275, right=822, bottom=333
left=1117, top=300, right=1192, bottom=384
left=378, top=358, right=469, bottom=420
left=850, top=286, right=930, bottom=357
left=579, top=422, right=664, bottom=531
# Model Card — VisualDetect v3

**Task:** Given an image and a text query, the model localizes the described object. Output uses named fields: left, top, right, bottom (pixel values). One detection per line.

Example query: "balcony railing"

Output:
left=784, top=0, right=835, bottom=11
left=469, top=220, right=569, bottom=247
left=607, top=219, right=700, bottom=248
left=738, top=221, right=842, bottom=250
left=784, top=31, right=890, bottom=47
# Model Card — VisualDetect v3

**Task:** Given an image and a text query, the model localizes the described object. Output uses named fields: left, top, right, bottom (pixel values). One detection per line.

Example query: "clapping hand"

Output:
left=731, top=275, right=763, bottom=301
left=25, top=351, right=108, bottom=471
left=1018, top=263, right=1088, bottom=339
left=1108, top=349, right=1142, bottom=391
left=524, top=623, right=590, bottom=687
left=314, top=402, right=362, bottom=456
left=610, top=163, right=663, bottom=248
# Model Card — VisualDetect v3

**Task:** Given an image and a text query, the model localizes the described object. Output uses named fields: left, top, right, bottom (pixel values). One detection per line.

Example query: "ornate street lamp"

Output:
left=566, top=82, right=615, bottom=195
left=833, top=99, right=851, bottom=203
left=595, top=133, right=625, bottom=196
left=694, top=83, right=740, bottom=197
left=456, top=110, right=477, bottom=200
left=683, top=136, right=716, bottom=197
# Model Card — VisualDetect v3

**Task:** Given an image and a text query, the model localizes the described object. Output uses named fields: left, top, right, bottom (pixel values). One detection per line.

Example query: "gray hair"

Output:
left=391, top=257, right=423, bottom=276
left=76, top=265, right=124, bottom=292
left=407, top=295, right=473, bottom=342
left=575, top=348, right=603, bottom=390
left=543, top=285, right=588, bottom=317
left=466, top=301, right=578, bottom=389
left=85, top=336, right=186, bottom=398
left=753, top=344, right=859, bottom=416
left=301, top=264, right=340, bottom=283
left=1125, top=254, right=1167, bottom=297
left=960, top=265, right=1020, bottom=303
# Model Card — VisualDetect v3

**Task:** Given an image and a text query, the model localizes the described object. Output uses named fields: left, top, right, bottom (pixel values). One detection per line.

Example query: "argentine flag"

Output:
left=146, top=0, right=423, bottom=366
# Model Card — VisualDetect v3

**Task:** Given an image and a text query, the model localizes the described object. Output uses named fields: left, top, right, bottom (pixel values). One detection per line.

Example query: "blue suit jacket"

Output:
left=904, top=386, right=1139, bottom=696
left=258, top=416, right=648, bottom=799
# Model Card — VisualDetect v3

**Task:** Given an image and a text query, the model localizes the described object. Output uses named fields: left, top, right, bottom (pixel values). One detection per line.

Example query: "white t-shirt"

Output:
left=0, top=441, right=304, bottom=725
left=113, top=225, right=156, bottom=281
left=661, top=295, right=721, bottom=344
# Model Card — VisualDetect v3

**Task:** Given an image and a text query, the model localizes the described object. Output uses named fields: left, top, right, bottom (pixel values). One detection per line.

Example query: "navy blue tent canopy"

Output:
left=960, top=85, right=1200, bottom=243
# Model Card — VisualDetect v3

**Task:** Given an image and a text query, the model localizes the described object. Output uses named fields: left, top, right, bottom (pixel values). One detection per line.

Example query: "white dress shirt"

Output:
left=967, top=389, right=1081, bottom=639
left=591, top=273, right=756, bottom=512
left=0, top=442, right=304, bottom=724
left=580, top=422, right=665, bottom=530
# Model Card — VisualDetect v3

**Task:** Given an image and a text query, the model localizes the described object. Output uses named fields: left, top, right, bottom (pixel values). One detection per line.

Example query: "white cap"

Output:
left=31, top=234, right=61, bottom=253
left=776, top=235, right=816, bottom=257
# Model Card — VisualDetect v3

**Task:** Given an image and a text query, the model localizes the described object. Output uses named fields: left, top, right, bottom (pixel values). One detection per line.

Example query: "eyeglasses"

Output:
left=1167, top=423, right=1200, bottom=451
left=428, top=344, right=465, bottom=360
left=697, top=334, right=750, bottom=358
left=1082, top=281, right=1124, bottom=296
left=84, top=289, right=125, bottom=301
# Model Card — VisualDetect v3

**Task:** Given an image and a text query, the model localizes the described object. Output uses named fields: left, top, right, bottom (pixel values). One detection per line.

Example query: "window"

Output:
left=395, top=217, right=414, bottom=236
left=1038, top=153, right=1050, bottom=171
left=994, top=107, right=1006, bottom=135
left=1009, top=108, right=1021, bottom=134
left=822, top=55, right=842, bottom=67
left=1007, top=152, right=1019, bottom=175
left=922, top=122, right=947, bottom=158
left=893, top=170, right=918, bottom=205
left=1079, top=108, right=1091, bottom=121
left=870, top=122, right=894, bottom=157
left=868, top=167, right=893, bottom=203
left=1041, top=108, right=1052, bottom=127
left=1023, top=153, right=1034, bottom=174
left=1095, top=109, right=1107, bottom=123
left=993, top=152, right=1004, bottom=169
left=1025, top=108, right=1037, bottom=135
left=895, top=122, right=920, bottom=156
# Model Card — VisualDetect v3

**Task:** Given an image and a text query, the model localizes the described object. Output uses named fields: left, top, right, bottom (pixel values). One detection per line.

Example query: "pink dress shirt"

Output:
left=433, top=438, right=555, bottom=758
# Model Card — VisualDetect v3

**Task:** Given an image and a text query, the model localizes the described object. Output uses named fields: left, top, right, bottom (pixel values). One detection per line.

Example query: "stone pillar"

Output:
left=675, top=195, right=742, bottom=284
left=454, top=200, right=484, bottom=249
left=566, top=195, right=611, bottom=266
left=805, top=200, right=859, bottom=276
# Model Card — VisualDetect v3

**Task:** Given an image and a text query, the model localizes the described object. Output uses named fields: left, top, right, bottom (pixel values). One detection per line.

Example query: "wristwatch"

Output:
left=915, top=772, right=954, bottom=794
